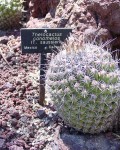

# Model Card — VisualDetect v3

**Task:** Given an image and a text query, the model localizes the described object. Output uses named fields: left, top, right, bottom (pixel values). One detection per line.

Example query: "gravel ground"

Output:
left=0, top=30, right=120, bottom=150
left=0, top=30, right=59, bottom=150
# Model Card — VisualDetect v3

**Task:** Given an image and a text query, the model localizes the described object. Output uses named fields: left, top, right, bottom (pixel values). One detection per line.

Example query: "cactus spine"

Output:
left=46, top=37, right=120, bottom=134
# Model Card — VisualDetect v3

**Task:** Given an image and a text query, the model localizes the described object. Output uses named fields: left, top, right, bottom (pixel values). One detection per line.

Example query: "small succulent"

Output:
left=0, top=0, right=23, bottom=30
left=46, top=37, right=120, bottom=134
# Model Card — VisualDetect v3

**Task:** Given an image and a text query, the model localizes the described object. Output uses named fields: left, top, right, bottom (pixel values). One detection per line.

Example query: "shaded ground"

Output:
left=60, top=131, right=120, bottom=150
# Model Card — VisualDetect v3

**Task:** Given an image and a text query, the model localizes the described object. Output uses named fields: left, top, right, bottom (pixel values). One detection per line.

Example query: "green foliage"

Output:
left=46, top=38, right=120, bottom=134
left=0, top=0, right=23, bottom=30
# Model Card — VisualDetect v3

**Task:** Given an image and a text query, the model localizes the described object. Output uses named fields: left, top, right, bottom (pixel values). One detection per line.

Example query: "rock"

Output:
left=26, top=82, right=32, bottom=88
left=30, top=147, right=37, bottom=150
left=16, top=80, right=22, bottom=86
left=60, top=132, right=120, bottom=150
left=20, top=116, right=28, bottom=123
left=15, top=139, right=30, bottom=149
left=57, top=16, right=69, bottom=27
left=1, top=120, right=7, bottom=128
left=0, top=138, right=5, bottom=149
left=19, top=92, right=24, bottom=98
left=36, top=109, right=46, bottom=119
left=11, top=111, right=21, bottom=120
left=45, top=13, right=52, bottom=22
left=9, top=145, right=24, bottom=150
left=6, top=51, right=15, bottom=62
left=84, top=27, right=112, bottom=43
left=20, top=85, right=26, bottom=94
left=6, top=131, right=16, bottom=140
left=10, top=118, right=18, bottom=127
left=54, top=0, right=96, bottom=32
left=0, top=36, right=8, bottom=44
left=86, top=0, right=120, bottom=49
left=26, top=18, right=46, bottom=28
left=4, top=82, right=13, bottom=89
left=29, top=0, right=59, bottom=18
left=9, top=87, right=16, bottom=93
left=86, top=0, right=120, bottom=32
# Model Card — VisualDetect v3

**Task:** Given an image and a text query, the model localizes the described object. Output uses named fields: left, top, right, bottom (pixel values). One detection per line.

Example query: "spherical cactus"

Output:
left=0, top=0, right=23, bottom=30
left=46, top=37, right=120, bottom=134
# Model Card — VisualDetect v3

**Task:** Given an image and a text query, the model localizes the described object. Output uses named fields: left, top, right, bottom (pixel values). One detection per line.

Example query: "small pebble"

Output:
left=11, top=111, right=21, bottom=120
left=36, top=109, right=46, bottom=119
left=10, top=118, right=18, bottom=127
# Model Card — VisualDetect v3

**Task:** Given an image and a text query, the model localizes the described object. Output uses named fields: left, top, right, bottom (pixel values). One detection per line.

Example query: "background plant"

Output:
left=0, top=0, right=23, bottom=30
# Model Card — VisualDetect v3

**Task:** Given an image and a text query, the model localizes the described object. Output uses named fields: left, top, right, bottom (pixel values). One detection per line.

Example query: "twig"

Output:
left=7, top=42, right=21, bottom=52
left=0, top=47, right=13, bottom=69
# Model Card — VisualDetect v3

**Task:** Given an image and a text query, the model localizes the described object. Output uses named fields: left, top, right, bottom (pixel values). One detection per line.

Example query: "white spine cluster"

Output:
left=46, top=38, right=120, bottom=134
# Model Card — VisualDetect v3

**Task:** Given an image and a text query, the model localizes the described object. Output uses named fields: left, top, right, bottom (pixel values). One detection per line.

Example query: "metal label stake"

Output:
left=21, top=28, right=72, bottom=105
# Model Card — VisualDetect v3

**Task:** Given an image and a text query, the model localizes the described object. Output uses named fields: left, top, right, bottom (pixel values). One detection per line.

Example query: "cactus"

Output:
left=46, top=37, right=120, bottom=134
left=0, top=0, right=23, bottom=30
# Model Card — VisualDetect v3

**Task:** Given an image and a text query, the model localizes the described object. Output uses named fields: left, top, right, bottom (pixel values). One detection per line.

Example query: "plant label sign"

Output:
left=21, top=28, right=72, bottom=53
left=21, top=28, right=72, bottom=105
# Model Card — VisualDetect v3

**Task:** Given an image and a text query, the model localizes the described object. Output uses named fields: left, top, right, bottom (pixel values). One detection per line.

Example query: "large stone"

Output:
left=60, top=132, right=120, bottom=150
left=29, top=0, right=60, bottom=18
left=86, top=0, right=120, bottom=48
left=86, top=0, right=120, bottom=34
